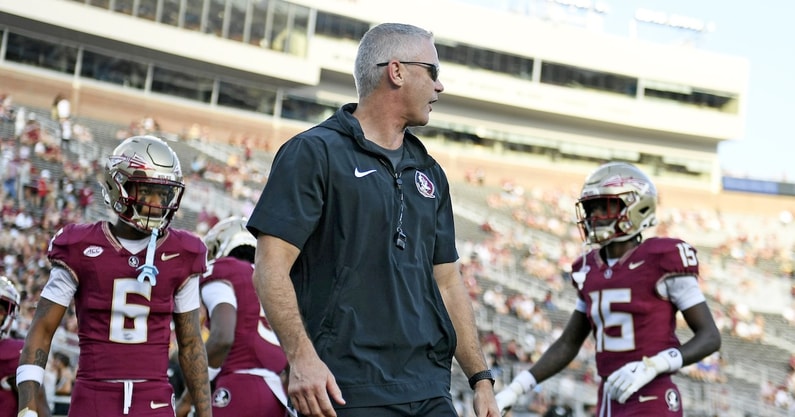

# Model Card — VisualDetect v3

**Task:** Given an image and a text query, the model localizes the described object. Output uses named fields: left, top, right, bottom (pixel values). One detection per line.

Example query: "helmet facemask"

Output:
left=102, top=136, right=184, bottom=234
left=575, top=162, right=657, bottom=246
left=114, top=175, right=183, bottom=233
left=0, top=277, right=20, bottom=339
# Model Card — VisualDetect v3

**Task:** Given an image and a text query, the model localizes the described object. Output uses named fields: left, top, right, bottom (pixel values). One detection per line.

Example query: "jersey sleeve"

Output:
left=47, top=224, right=90, bottom=279
left=40, top=266, right=78, bottom=307
left=651, top=237, right=700, bottom=277
left=661, top=275, right=705, bottom=311
left=175, top=276, right=201, bottom=313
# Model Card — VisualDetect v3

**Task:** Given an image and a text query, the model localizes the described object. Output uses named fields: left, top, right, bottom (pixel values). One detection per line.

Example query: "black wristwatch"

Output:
left=468, top=369, right=495, bottom=390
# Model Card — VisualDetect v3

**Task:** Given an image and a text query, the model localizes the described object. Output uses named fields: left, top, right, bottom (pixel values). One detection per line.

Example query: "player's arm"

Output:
left=657, top=274, right=721, bottom=367
left=496, top=309, right=590, bottom=412
left=8, top=363, right=53, bottom=417
left=17, top=298, right=67, bottom=414
left=433, top=261, right=499, bottom=416
left=176, top=282, right=237, bottom=415
left=34, top=382, right=51, bottom=417
left=529, top=310, right=591, bottom=381
left=676, top=301, right=721, bottom=365
left=254, top=234, right=344, bottom=417
left=203, top=283, right=237, bottom=368
left=173, top=308, right=212, bottom=417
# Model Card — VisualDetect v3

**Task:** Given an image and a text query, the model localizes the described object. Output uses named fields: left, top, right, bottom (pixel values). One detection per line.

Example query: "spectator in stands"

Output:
left=246, top=23, right=500, bottom=417
left=51, top=94, right=70, bottom=123
left=0, top=93, right=14, bottom=122
left=16, top=136, right=212, bottom=417
left=481, top=330, right=503, bottom=362
left=59, top=119, right=72, bottom=154
left=47, top=94, right=72, bottom=153
left=2, top=157, right=19, bottom=201
left=495, top=162, right=721, bottom=417
left=542, top=395, right=573, bottom=417
left=504, top=339, right=527, bottom=363
left=774, top=384, right=791, bottom=409
left=21, top=114, right=41, bottom=145
left=13, top=107, right=26, bottom=138
left=542, top=290, right=557, bottom=311
left=760, top=379, right=776, bottom=405
left=522, top=390, right=550, bottom=416
left=140, top=115, right=160, bottom=135
left=36, top=170, right=50, bottom=209
left=49, top=351, right=73, bottom=416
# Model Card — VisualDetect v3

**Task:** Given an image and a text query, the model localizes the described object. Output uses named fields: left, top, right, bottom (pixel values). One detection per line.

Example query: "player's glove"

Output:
left=605, top=348, right=682, bottom=404
left=495, top=370, right=536, bottom=413
left=0, top=376, right=11, bottom=391
left=17, top=408, right=38, bottom=417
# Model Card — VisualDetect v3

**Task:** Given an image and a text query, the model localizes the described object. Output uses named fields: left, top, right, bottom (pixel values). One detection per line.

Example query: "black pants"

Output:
left=300, top=397, right=457, bottom=417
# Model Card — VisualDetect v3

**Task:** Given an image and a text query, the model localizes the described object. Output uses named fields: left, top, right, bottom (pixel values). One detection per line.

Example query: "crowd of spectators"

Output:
left=760, top=354, right=795, bottom=412
left=1, top=93, right=794, bottom=415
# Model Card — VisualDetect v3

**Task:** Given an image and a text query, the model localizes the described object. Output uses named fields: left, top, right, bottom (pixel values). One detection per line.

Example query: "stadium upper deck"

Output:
left=0, top=0, right=748, bottom=189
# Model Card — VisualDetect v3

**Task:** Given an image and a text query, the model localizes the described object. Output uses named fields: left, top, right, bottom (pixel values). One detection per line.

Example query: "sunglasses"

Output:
left=376, top=61, right=440, bottom=82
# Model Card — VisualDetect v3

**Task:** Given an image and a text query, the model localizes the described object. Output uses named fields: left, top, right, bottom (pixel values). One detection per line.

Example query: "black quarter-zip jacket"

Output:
left=247, top=103, right=460, bottom=407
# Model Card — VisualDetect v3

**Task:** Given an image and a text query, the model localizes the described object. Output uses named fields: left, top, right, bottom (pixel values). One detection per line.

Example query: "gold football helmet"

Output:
left=203, top=216, right=257, bottom=261
left=101, top=135, right=184, bottom=233
left=575, top=162, right=657, bottom=245
left=0, top=276, right=20, bottom=339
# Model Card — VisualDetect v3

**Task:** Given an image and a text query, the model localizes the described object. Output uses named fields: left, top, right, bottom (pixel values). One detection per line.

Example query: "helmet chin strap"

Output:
left=136, top=228, right=160, bottom=286
left=572, top=241, right=591, bottom=290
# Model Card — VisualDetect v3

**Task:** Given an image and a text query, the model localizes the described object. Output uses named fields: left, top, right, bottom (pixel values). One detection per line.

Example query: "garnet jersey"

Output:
left=571, top=237, right=699, bottom=378
left=0, top=338, right=24, bottom=417
left=47, top=222, right=207, bottom=382
left=201, top=257, right=287, bottom=374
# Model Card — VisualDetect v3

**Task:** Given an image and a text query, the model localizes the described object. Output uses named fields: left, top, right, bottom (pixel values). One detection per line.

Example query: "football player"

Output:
left=495, top=162, right=721, bottom=417
left=176, top=216, right=292, bottom=417
left=1, top=276, right=50, bottom=417
left=16, top=136, right=212, bottom=417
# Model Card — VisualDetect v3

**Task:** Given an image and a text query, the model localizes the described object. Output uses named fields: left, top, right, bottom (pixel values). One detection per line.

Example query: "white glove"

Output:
left=495, top=370, right=536, bottom=412
left=605, top=348, right=682, bottom=404
left=495, top=388, right=519, bottom=413
left=17, top=408, right=38, bottom=417
left=0, top=376, right=11, bottom=391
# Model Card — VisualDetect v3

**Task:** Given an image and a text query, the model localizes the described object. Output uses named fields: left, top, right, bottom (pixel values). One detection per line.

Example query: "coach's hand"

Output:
left=287, top=350, right=345, bottom=417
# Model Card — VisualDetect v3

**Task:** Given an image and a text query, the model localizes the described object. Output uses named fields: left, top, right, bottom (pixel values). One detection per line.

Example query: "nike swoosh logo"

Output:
left=354, top=168, right=377, bottom=178
left=628, top=260, right=645, bottom=270
left=638, top=395, right=658, bottom=403
left=150, top=401, right=170, bottom=409
left=160, top=252, right=180, bottom=261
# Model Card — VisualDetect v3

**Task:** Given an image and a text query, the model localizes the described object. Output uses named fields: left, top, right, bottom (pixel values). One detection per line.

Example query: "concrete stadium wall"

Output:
left=0, top=65, right=305, bottom=152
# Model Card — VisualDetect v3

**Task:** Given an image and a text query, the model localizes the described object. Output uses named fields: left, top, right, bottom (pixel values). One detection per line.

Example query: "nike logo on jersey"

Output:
left=161, top=252, right=180, bottom=261
left=638, top=395, right=658, bottom=403
left=628, top=260, right=645, bottom=270
left=150, top=401, right=170, bottom=409
left=354, top=168, right=377, bottom=178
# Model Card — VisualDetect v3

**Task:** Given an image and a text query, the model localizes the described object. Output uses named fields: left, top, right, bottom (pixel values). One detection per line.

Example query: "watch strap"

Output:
left=468, top=369, right=495, bottom=390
